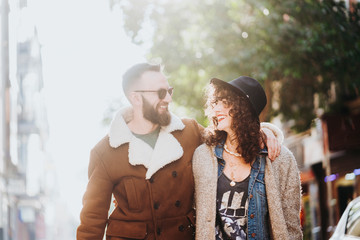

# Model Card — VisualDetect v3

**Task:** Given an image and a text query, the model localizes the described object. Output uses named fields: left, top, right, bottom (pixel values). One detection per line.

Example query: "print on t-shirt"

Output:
left=216, top=174, right=249, bottom=240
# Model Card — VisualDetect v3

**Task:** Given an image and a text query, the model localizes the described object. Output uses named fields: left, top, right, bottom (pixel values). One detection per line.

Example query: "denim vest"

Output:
left=215, top=143, right=270, bottom=240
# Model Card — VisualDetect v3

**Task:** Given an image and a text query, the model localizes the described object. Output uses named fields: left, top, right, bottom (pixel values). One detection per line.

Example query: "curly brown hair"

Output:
left=204, top=83, right=262, bottom=163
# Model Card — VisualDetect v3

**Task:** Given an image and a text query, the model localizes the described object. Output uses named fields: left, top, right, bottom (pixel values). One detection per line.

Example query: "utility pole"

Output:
left=321, top=119, right=335, bottom=239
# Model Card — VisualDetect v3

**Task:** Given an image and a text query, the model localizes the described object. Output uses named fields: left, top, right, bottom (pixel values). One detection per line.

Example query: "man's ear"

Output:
left=128, top=92, right=142, bottom=106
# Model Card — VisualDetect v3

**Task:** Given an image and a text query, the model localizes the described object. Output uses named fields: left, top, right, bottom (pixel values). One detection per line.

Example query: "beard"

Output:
left=142, top=96, right=171, bottom=126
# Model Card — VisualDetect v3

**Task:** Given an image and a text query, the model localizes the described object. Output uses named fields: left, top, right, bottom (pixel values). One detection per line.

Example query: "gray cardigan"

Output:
left=192, top=144, right=303, bottom=240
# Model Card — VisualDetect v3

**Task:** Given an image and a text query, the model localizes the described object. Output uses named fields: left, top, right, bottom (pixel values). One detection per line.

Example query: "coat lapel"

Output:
left=145, top=130, right=183, bottom=179
left=108, top=107, right=185, bottom=179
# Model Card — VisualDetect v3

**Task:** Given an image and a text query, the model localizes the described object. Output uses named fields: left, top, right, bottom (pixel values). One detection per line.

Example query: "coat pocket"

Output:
left=158, top=214, right=195, bottom=240
left=123, top=177, right=141, bottom=211
left=106, top=219, right=147, bottom=239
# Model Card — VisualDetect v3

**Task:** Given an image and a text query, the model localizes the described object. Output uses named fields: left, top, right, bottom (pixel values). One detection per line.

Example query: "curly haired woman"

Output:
left=192, top=76, right=302, bottom=240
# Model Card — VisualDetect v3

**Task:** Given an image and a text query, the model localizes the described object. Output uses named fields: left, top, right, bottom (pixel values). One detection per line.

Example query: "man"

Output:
left=76, top=63, right=282, bottom=240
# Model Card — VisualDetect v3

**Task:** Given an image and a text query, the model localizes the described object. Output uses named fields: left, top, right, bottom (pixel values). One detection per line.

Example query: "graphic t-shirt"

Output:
left=215, top=173, right=250, bottom=240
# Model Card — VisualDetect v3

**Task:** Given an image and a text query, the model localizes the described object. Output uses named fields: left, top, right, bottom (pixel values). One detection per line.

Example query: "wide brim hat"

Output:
left=210, top=76, right=267, bottom=116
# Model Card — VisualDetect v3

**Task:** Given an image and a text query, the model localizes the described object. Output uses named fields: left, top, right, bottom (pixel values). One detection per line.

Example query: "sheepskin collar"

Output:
left=108, top=107, right=185, bottom=179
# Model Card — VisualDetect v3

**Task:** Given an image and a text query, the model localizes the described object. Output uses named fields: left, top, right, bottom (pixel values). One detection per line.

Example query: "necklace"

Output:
left=224, top=144, right=242, bottom=186
left=230, top=176, right=236, bottom=186
left=228, top=165, right=238, bottom=187
left=224, top=144, right=242, bottom=157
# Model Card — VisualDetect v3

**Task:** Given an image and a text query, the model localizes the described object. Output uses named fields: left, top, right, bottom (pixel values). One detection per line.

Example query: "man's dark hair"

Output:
left=122, top=63, right=161, bottom=98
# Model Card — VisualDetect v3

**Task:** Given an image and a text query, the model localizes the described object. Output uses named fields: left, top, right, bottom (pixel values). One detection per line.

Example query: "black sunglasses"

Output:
left=134, top=87, right=174, bottom=99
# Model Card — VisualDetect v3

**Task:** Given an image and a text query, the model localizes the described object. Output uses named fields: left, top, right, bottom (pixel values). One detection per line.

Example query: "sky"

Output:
left=29, top=0, right=147, bottom=223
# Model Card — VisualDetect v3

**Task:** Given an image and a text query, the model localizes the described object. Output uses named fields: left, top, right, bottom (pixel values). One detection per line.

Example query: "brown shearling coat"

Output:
left=77, top=108, right=203, bottom=240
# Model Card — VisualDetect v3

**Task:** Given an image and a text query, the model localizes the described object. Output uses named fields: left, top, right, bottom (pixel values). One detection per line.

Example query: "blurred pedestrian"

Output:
left=76, top=63, right=282, bottom=240
left=193, top=76, right=302, bottom=240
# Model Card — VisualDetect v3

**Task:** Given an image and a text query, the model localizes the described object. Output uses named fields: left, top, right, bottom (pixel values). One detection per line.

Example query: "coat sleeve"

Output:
left=265, top=145, right=303, bottom=240
left=76, top=148, right=114, bottom=240
left=260, top=122, right=284, bottom=144
left=280, top=148, right=303, bottom=240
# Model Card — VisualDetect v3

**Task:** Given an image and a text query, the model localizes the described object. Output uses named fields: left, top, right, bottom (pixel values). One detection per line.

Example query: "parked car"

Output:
left=330, top=196, right=360, bottom=240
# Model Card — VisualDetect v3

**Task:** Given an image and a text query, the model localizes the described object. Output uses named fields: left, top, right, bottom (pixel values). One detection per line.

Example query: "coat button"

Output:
left=178, top=225, right=184, bottom=232
left=250, top=214, right=254, bottom=219
left=249, top=194, right=253, bottom=199
left=149, top=177, right=154, bottom=183
left=175, top=200, right=181, bottom=207
left=157, top=227, right=161, bottom=235
left=251, top=233, right=256, bottom=237
left=154, top=203, right=160, bottom=209
left=172, top=171, right=177, bottom=177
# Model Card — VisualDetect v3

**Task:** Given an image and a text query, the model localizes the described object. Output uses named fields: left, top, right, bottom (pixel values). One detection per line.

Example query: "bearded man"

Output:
left=76, top=63, right=282, bottom=240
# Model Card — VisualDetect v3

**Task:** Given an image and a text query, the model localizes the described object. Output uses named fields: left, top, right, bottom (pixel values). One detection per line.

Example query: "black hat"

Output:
left=210, top=76, right=267, bottom=116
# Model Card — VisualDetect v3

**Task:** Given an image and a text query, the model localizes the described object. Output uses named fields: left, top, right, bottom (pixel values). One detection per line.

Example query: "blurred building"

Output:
left=278, top=111, right=360, bottom=240
left=275, top=0, right=360, bottom=238
left=1, top=0, right=56, bottom=239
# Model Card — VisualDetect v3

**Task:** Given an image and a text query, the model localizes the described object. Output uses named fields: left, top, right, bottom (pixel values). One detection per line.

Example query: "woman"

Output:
left=193, top=76, right=302, bottom=240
